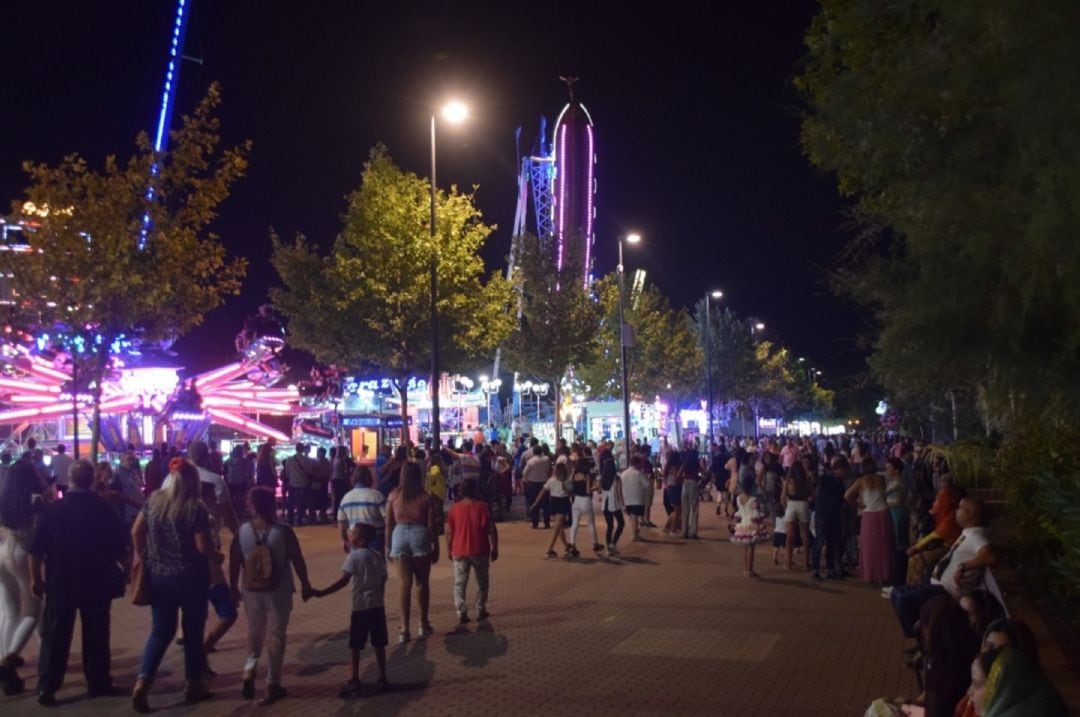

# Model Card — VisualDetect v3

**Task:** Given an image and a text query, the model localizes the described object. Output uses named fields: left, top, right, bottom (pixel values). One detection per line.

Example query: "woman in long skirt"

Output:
left=844, top=458, right=895, bottom=584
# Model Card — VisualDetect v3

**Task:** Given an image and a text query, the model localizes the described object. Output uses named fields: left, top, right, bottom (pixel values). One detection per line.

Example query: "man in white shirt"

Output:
left=890, top=497, right=996, bottom=638
left=338, top=467, right=387, bottom=553
left=49, top=444, right=74, bottom=493
left=522, top=447, right=552, bottom=529
left=620, top=455, right=652, bottom=541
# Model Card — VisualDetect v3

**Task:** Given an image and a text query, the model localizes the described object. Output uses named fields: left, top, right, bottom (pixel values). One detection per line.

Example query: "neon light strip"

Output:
left=584, top=122, right=594, bottom=288
left=193, top=362, right=247, bottom=388
left=201, top=396, right=296, bottom=413
left=0, top=402, right=86, bottom=422
left=557, top=123, right=567, bottom=272
left=0, top=378, right=60, bottom=394
left=23, top=361, right=71, bottom=383
left=6, top=395, right=60, bottom=404
left=206, top=408, right=290, bottom=443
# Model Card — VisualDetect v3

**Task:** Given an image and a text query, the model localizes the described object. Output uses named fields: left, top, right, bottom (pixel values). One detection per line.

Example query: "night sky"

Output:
left=1, top=1, right=866, bottom=386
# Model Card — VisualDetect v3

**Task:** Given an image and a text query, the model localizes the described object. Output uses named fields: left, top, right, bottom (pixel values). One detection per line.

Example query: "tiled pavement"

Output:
left=5, top=497, right=917, bottom=716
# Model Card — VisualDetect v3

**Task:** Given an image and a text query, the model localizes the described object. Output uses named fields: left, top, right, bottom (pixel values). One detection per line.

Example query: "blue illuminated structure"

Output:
left=140, top=0, right=193, bottom=249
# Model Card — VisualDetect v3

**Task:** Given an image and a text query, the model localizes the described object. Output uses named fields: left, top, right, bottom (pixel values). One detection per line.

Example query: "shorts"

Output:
left=349, top=606, right=389, bottom=649
left=548, top=496, right=571, bottom=517
left=783, top=499, right=811, bottom=525
left=208, top=583, right=238, bottom=620
left=664, top=485, right=682, bottom=506
left=390, top=523, right=431, bottom=559
left=625, top=505, right=645, bottom=517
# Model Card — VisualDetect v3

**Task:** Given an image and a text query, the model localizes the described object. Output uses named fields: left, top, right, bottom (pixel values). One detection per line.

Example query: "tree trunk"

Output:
left=90, top=346, right=110, bottom=463
left=550, top=378, right=561, bottom=445
left=397, top=382, right=410, bottom=445
left=947, top=389, right=958, bottom=442
left=71, top=359, right=80, bottom=460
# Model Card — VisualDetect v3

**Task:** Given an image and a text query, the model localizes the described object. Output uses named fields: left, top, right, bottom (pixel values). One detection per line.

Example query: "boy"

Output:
left=311, top=523, right=391, bottom=697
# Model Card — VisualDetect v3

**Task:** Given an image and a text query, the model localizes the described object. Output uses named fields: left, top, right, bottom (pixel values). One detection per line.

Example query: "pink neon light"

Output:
left=194, top=362, right=245, bottom=387
left=0, top=378, right=59, bottom=394
left=557, top=123, right=567, bottom=271
left=201, top=396, right=294, bottom=413
left=584, top=122, right=594, bottom=288
left=7, top=395, right=58, bottom=404
left=22, top=362, right=69, bottom=384
left=206, top=407, right=290, bottom=442
left=0, top=402, right=85, bottom=422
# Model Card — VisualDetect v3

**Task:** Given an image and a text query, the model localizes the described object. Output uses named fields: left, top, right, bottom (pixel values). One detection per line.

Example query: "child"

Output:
left=731, top=473, right=768, bottom=577
left=311, top=523, right=391, bottom=698
left=771, top=515, right=803, bottom=564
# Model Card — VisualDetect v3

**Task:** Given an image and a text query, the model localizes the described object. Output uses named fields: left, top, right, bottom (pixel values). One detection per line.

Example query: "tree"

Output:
left=577, top=275, right=702, bottom=439
left=499, top=232, right=601, bottom=429
left=5, top=84, right=249, bottom=459
left=271, top=146, right=513, bottom=439
left=693, top=303, right=757, bottom=431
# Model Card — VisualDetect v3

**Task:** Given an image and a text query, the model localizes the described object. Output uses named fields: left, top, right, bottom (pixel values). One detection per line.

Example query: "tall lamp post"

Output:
left=750, top=321, right=765, bottom=339
left=618, top=233, right=641, bottom=468
left=429, top=100, right=469, bottom=449
left=704, top=290, right=723, bottom=443
left=479, top=375, right=502, bottom=425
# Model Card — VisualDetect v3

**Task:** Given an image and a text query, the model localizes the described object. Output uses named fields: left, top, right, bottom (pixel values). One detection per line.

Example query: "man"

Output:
left=811, top=457, right=846, bottom=581
left=188, top=441, right=240, bottom=538
left=30, top=460, right=128, bottom=705
left=890, top=497, right=996, bottom=639
left=779, top=438, right=798, bottom=471
left=49, top=445, right=74, bottom=495
left=445, top=479, right=498, bottom=624
left=680, top=442, right=702, bottom=539
left=311, top=446, right=332, bottom=523
left=283, top=443, right=312, bottom=526
left=522, top=445, right=551, bottom=529
left=338, top=467, right=387, bottom=553
left=620, top=454, right=652, bottom=541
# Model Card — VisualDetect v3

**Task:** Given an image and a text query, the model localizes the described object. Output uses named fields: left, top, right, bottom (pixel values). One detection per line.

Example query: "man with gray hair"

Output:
left=30, top=460, right=128, bottom=705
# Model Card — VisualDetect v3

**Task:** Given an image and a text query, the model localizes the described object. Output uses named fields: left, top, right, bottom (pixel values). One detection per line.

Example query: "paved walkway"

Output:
left=6, top=497, right=914, bottom=716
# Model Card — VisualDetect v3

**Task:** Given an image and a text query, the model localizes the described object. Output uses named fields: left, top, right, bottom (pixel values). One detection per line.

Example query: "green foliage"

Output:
left=271, top=146, right=513, bottom=417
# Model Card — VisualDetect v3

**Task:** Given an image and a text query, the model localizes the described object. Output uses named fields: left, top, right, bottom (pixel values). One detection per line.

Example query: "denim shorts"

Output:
left=390, top=523, right=431, bottom=559
left=208, top=582, right=238, bottom=620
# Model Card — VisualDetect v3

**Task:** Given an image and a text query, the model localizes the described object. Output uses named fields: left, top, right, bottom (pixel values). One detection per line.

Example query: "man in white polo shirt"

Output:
left=338, top=466, right=387, bottom=553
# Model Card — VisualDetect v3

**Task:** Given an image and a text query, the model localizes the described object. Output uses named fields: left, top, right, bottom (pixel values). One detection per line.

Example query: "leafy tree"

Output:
left=693, top=303, right=757, bottom=431
left=500, top=231, right=600, bottom=425
left=271, top=146, right=513, bottom=439
left=5, top=84, right=249, bottom=459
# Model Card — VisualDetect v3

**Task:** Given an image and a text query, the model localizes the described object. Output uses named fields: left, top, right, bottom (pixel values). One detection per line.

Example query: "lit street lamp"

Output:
left=479, top=374, right=502, bottom=425
left=429, top=99, right=469, bottom=449
left=618, top=232, right=641, bottom=467
left=750, top=320, right=765, bottom=339
left=704, top=290, right=723, bottom=442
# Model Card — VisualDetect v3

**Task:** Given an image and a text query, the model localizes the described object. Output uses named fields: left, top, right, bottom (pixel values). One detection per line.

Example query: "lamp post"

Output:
left=750, top=321, right=765, bottom=339
left=479, top=375, right=502, bottom=425
left=428, top=100, right=468, bottom=449
left=704, top=290, right=723, bottom=443
left=618, top=233, right=641, bottom=468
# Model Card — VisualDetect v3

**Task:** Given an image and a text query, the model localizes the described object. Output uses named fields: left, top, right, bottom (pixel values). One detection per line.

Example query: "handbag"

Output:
left=130, top=558, right=151, bottom=606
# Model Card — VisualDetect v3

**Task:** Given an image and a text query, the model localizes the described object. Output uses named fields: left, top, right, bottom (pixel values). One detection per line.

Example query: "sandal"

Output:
left=398, top=628, right=411, bottom=644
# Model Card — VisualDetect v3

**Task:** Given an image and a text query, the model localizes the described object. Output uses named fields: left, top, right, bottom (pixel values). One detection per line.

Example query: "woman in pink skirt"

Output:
left=843, top=457, right=894, bottom=584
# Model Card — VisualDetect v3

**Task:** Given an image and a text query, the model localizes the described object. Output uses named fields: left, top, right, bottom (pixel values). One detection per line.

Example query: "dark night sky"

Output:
left=1, top=1, right=867, bottom=385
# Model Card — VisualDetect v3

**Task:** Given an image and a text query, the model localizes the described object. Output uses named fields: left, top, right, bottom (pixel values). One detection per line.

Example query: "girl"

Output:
left=731, top=472, right=766, bottom=577
left=567, top=458, right=603, bottom=556
left=662, top=451, right=683, bottom=536
left=530, top=462, right=573, bottom=557
left=385, top=462, right=438, bottom=642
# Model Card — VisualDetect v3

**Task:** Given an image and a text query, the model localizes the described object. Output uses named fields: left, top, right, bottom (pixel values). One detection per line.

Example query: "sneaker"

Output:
left=183, top=681, right=213, bottom=704
left=242, top=672, right=255, bottom=700
left=545, top=549, right=557, bottom=558
left=338, top=680, right=363, bottom=699
left=881, top=586, right=894, bottom=599
left=418, top=623, right=435, bottom=637
left=398, top=629, right=411, bottom=644
left=477, top=609, right=490, bottom=620
left=37, top=691, right=57, bottom=707
left=258, top=683, right=286, bottom=706
left=592, top=543, right=604, bottom=553
left=811, top=572, right=824, bottom=582
left=607, top=545, right=619, bottom=555
left=458, top=613, right=471, bottom=625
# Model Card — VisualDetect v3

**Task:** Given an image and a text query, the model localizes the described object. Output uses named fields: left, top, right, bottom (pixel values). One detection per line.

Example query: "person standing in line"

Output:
left=522, top=444, right=552, bottom=529
left=619, top=454, right=651, bottom=542
left=48, top=445, right=74, bottom=497
left=338, top=466, right=387, bottom=554
left=810, top=457, right=847, bottom=582
left=29, top=460, right=128, bottom=705
left=225, top=445, right=253, bottom=522
left=530, top=463, right=572, bottom=557
left=884, top=457, right=910, bottom=549
left=310, top=446, right=332, bottom=524
left=567, top=458, right=602, bottom=556
left=844, top=457, right=895, bottom=584
left=330, top=446, right=354, bottom=520
left=310, top=523, right=391, bottom=699
left=385, top=462, right=438, bottom=642
left=131, top=459, right=216, bottom=712
left=599, top=449, right=625, bottom=554
left=445, top=479, right=498, bottom=624
left=781, top=461, right=813, bottom=571
left=255, top=444, right=277, bottom=491
left=283, top=444, right=312, bottom=526
left=0, top=459, right=45, bottom=695
left=229, top=487, right=313, bottom=706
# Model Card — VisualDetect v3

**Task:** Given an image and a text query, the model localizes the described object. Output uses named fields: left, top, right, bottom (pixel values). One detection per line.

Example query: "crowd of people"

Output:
left=0, top=430, right=1069, bottom=715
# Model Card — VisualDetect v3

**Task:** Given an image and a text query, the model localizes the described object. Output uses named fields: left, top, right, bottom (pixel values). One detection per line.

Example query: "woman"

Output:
left=0, top=461, right=45, bottom=695
left=143, top=449, right=165, bottom=496
left=662, top=451, right=683, bottom=537
left=954, top=619, right=1040, bottom=717
left=781, top=461, right=814, bottom=571
left=330, top=445, right=353, bottom=518
left=599, top=450, right=625, bottom=555
left=386, top=461, right=438, bottom=643
left=131, top=459, right=216, bottom=711
left=426, top=453, right=447, bottom=537
left=568, top=457, right=602, bottom=556
left=640, top=445, right=657, bottom=527
left=903, top=474, right=962, bottom=585
left=884, top=457, right=910, bottom=548
left=229, top=487, right=312, bottom=706
left=255, top=443, right=277, bottom=490
left=844, top=457, right=894, bottom=584
left=968, top=646, right=1068, bottom=717
left=530, top=462, right=572, bottom=557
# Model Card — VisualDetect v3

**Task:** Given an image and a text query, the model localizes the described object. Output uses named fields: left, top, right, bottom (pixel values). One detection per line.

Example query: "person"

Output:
left=385, top=462, right=438, bottom=643
left=679, top=444, right=702, bottom=539
left=568, top=457, right=602, bottom=556
left=283, top=444, right=312, bottom=526
left=29, top=460, right=128, bottom=704
left=640, top=444, right=658, bottom=527
left=143, top=449, right=166, bottom=496
left=967, top=646, right=1068, bottom=717
left=844, top=458, right=895, bottom=584
left=445, top=479, right=498, bottom=623
left=901, top=474, right=962, bottom=587
left=228, top=487, right=312, bottom=706
left=522, top=444, right=552, bottom=529
left=110, top=451, right=145, bottom=542
left=0, top=459, right=45, bottom=695
left=953, top=619, right=1041, bottom=717
left=377, top=445, right=408, bottom=496
left=131, top=459, right=216, bottom=712
left=310, top=446, right=332, bottom=523
left=890, top=498, right=997, bottom=640
left=427, top=453, right=447, bottom=537
left=662, top=451, right=683, bottom=536
left=311, top=523, right=391, bottom=698
left=330, top=445, right=353, bottom=519
left=810, top=456, right=847, bottom=581
left=620, top=454, right=651, bottom=542
left=185, top=441, right=240, bottom=541
left=255, top=443, right=277, bottom=491
left=48, top=445, right=73, bottom=496
left=225, top=445, right=253, bottom=521
left=338, top=465, right=387, bottom=554
left=731, top=471, right=767, bottom=577
left=599, top=449, right=625, bottom=553
left=781, top=461, right=813, bottom=571
left=884, top=457, right=910, bottom=548
left=530, top=463, right=572, bottom=557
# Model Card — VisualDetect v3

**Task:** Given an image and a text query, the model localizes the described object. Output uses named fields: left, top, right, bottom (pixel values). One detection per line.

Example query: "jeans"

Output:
left=243, top=590, right=292, bottom=687
left=890, top=583, right=948, bottom=638
left=452, top=556, right=490, bottom=616
left=569, top=496, right=598, bottom=546
left=138, top=572, right=210, bottom=682
left=524, top=482, right=549, bottom=528
left=603, top=509, right=625, bottom=546
left=811, top=518, right=842, bottom=574
left=286, top=485, right=310, bottom=525
left=681, top=479, right=700, bottom=537
left=37, top=599, right=112, bottom=694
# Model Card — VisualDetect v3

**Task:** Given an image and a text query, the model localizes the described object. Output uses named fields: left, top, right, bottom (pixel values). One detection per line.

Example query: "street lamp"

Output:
left=751, top=321, right=765, bottom=338
left=618, top=233, right=641, bottom=467
left=429, top=100, right=469, bottom=449
left=479, top=375, right=502, bottom=425
left=704, top=290, right=723, bottom=443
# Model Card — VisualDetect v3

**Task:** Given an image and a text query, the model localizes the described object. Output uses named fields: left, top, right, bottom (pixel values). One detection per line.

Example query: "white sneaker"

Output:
left=607, top=545, right=618, bottom=555
left=881, top=586, right=894, bottom=599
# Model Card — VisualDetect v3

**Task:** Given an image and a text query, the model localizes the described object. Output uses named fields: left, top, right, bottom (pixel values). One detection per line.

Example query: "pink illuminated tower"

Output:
left=551, top=77, right=597, bottom=287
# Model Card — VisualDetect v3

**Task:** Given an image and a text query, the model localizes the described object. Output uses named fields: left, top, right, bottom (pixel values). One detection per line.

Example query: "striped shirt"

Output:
left=337, top=486, right=386, bottom=531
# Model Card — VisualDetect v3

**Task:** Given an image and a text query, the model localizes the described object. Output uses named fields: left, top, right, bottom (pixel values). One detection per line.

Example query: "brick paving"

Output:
left=4, top=496, right=915, bottom=716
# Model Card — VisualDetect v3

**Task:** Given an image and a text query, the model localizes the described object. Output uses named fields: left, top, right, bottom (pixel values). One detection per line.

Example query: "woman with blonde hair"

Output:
left=131, top=459, right=216, bottom=712
left=386, top=461, right=438, bottom=643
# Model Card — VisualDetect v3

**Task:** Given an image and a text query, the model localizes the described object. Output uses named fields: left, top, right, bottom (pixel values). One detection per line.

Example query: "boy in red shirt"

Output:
left=445, top=479, right=499, bottom=624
